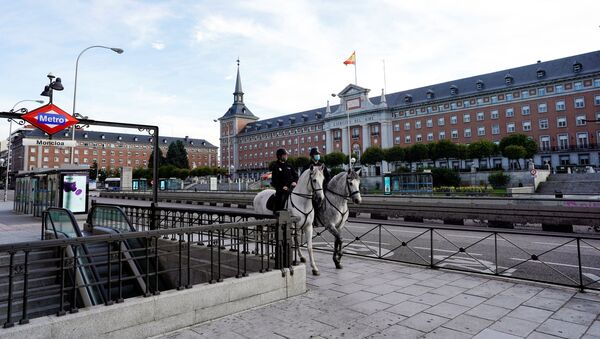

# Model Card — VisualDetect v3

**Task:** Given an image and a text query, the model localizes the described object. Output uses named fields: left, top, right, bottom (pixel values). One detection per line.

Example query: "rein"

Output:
left=288, top=169, right=323, bottom=227
left=317, top=173, right=359, bottom=227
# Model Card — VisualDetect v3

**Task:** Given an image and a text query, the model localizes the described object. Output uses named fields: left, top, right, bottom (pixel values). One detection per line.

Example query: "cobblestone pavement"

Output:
left=158, top=251, right=600, bottom=339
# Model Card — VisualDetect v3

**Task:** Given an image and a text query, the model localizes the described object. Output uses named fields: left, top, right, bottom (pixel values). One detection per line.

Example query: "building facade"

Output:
left=222, top=51, right=600, bottom=179
left=9, top=128, right=217, bottom=174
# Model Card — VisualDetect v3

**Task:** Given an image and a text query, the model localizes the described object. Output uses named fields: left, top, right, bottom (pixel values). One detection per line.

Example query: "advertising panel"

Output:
left=61, top=174, right=88, bottom=213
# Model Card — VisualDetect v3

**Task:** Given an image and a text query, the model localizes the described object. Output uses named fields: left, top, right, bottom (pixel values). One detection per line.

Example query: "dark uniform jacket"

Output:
left=271, top=161, right=299, bottom=191
left=302, top=161, right=331, bottom=188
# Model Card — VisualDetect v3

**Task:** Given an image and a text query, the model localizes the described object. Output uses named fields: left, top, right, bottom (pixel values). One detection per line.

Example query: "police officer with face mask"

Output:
left=270, top=148, right=298, bottom=211
left=303, top=148, right=331, bottom=189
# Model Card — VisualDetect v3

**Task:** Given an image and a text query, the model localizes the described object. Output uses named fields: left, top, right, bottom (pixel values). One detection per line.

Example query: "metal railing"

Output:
left=308, top=219, right=600, bottom=292
left=0, top=206, right=293, bottom=327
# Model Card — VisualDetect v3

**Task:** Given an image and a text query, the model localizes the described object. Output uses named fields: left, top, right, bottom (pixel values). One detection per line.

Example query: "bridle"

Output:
left=319, top=172, right=361, bottom=224
left=289, top=168, right=324, bottom=226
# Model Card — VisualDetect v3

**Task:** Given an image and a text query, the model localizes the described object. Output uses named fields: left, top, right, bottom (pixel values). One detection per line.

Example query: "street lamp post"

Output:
left=4, top=100, right=44, bottom=202
left=71, top=45, right=124, bottom=164
left=331, top=93, right=352, bottom=167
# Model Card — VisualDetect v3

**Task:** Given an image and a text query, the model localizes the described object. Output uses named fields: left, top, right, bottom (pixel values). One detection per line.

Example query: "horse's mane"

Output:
left=328, top=169, right=359, bottom=189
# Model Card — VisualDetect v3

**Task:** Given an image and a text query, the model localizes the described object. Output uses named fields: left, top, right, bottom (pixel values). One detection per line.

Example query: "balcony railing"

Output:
left=538, top=144, right=600, bottom=153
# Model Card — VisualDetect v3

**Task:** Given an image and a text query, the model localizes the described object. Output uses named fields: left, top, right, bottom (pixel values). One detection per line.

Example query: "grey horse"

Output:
left=312, top=168, right=362, bottom=271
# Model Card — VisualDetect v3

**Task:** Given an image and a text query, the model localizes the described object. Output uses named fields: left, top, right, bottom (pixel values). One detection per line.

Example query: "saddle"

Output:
left=266, top=194, right=276, bottom=211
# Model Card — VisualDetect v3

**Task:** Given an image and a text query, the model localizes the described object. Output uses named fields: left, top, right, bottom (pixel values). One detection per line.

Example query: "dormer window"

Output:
left=505, top=74, right=513, bottom=86
left=83, top=133, right=88, bottom=139
left=101, top=134, right=106, bottom=140
left=118, top=136, right=122, bottom=141
left=302, top=114, right=308, bottom=122
left=316, top=112, right=322, bottom=119
left=426, top=89, right=435, bottom=100
left=134, top=137, right=138, bottom=141
left=476, top=80, right=484, bottom=91
left=573, top=62, right=582, bottom=73
left=190, top=141, right=194, bottom=145
left=536, top=68, right=546, bottom=78
left=64, top=132, right=69, bottom=137
left=162, top=139, right=167, bottom=144
left=277, top=119, right=283, bottom=127
left=403, top=94, right=412, bottom=103
left=289, top=117, right=296, bottom=124
left=450, top=86, right=458, bottom=96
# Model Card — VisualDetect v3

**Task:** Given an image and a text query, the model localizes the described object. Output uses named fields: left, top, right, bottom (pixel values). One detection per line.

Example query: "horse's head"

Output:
left=346, top=168, right=362, bottom=204
left=309, top=164, right=325, bottom=205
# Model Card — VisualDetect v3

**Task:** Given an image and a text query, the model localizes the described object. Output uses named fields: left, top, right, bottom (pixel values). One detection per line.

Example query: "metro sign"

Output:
left=21, top=104, right=79, bottom=135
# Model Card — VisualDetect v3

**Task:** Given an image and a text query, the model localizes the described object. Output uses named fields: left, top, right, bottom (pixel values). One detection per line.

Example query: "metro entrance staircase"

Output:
left=536, top=173, right=600, bottom=195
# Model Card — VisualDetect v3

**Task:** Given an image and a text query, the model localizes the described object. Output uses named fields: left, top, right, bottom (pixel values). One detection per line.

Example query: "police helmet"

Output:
left=309, top=147, right=320, bottom=156
left=276, top=148, right=288, bottom=157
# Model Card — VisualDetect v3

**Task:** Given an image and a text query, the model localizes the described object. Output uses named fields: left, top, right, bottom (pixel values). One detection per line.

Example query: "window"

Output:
left=437, top=117, right=445, bottom=126
left=427, top=133, right=433, bottom=141
left=464, top=128, right=472, bottom=138
left=574, top=81, right=583, bottom=90
left=538, top=103, right=547, bottom=113
left=558, top=134, right=569, bottom=150
left=463, top=100, right=470, bottom=108
left=492, top=125, right=500, bottom=135
left=405, top=135, right=411, bottom=144
left=477, top=112, right=485, bottom=121
left=404, top=122, right=411, bottom=131
left=450, top=86, right=458, bottom=95
left=451, top=130, right=458, bottom=139
left=352, top=127, right=360, bottom=138
left=371, top=125, right=379, bottom=135
left=522, top=121, right=531, bottom=131
left=426, top=119, right=433, bottom=128
left=29, top=156, right=35, bottom=161
left=394, top=136, right=400, bottom=144
left=538, top=87, right=546, bottom=96
left=576, top=115, right=587, bottom=126
left=463, top=114, right=471, bottom=123
left=416, top=134, right=422, bottom=142
left=507, top=123, right=516, bottom=133
left=450, top=116, right=457, bottom=124
left=556, top=100, right=566, bottom=111
left=491, top=96, right=498, bottom=103
left=521, top=105, right=530, bottom=115
left=393, top=124, right=400, bottom=132
left=555, top=84, right=564, bottom=93
left=506, top=108, right=514, bottom=117
left=506, top=93, right=513, bottom=101
left=577, top=132, right=589, bottom=148
left=540, top=136, right=551, bottom=151
left=476, top=80, right=484, bottom=90
left=439, top=131, right=446, bottom=140
left=477, top=127, right=485, bottom=136
left=491, top=110, right=499, bottom=119
left=574, top=98, right=585, bottom=108
left=539, top=119, right=549, bottom=129
left=595, top=95, right=600, bottom=106
left=415, top=120, right=422, bottom=129
left=557, top=117, right=567, bottom=128
left=521, top=90, right=529, bottom=99
left=596, top=79, right=600, bottom=87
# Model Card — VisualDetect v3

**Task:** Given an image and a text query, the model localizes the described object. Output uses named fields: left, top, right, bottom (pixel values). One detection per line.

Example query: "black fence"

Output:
left=0, top=205, right=293, bottom=328
left=310, top=219, right=600, bottom=292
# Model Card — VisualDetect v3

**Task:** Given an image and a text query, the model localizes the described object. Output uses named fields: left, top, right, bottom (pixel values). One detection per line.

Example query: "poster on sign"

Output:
left=61, top=174, right=89, bottom=213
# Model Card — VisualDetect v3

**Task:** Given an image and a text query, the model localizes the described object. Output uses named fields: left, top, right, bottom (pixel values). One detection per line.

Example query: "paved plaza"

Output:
left=158, top=252, right=600, bottom=339
left=1, top=199, right=600, bottom=338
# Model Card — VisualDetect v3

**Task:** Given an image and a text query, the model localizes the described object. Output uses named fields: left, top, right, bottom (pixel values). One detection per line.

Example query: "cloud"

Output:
left=151, top=41, right=166, bottom=50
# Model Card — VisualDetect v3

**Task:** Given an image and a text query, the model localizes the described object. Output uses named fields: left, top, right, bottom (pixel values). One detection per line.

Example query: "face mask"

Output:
left=314, top=155, right=321, bottom=161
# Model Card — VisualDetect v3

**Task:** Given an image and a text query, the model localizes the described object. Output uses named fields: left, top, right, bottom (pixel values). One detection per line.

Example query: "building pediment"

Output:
left=326, top=84, right=387, bottom=118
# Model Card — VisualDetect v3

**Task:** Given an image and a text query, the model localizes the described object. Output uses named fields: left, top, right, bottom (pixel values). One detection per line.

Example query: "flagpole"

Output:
left=382, top=59, right=387, bottom=94
left=354, top=54, right=358, bottom=85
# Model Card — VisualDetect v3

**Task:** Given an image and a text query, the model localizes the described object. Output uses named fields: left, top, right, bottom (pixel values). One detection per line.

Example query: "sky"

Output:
left=1, top=0, right=599, bottom=149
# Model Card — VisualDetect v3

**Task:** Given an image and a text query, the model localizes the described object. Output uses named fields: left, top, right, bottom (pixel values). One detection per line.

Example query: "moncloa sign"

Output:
left=22, top=139, right=77, bottom=147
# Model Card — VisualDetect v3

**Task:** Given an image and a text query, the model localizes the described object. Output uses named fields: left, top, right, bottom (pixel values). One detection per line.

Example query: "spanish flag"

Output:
left=343, top=51, right=356, bottom=65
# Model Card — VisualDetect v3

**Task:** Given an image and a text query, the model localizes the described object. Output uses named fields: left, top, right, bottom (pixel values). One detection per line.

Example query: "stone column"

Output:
left=362, top=125, right=370, bottom=150
left=380, top=121, right=392, bottom=173
left=325, top=129, right=333, bottom=153
left=342, top=127, right=349, bottom=154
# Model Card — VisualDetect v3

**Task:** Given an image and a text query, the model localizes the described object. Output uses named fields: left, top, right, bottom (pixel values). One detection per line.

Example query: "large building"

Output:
left=220, top=51, right=600, bottom=180
left=8, top=128, right=218, bottom=174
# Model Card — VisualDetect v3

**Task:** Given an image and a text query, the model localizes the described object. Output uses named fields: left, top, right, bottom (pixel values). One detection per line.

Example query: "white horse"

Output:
left=253, top=165, right=325, bottom=275
left=314, top=169, right=362, bottom=270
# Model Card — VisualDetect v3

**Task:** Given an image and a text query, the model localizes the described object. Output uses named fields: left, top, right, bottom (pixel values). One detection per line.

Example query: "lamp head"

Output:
left=40, top=85, right=51, bottom=97
left=50, top=77, right=64, bottom=91
left=47, top=72, right=55, bottom=80
left=331, top=93, right=336, bottom=97
left=35, top=100, right=44, bottom=104
left=111, top=47, right=124, bottom=54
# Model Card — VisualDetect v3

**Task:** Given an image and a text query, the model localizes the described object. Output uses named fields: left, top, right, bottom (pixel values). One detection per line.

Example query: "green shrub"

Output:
left=488, top=172, right=511, bottom=188
left=431, top=168, right=461, bottom=187
left=330, top=167, right=345, bottom=176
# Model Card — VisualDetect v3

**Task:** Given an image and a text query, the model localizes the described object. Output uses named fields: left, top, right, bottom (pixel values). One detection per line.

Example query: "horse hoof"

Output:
left=312, top=269, right=320, bottom=276
left=335, top=263, right=343, bottom=269
left=300, top=257, right=306, bottom=263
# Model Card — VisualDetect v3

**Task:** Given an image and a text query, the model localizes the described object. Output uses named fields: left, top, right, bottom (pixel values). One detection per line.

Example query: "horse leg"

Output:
left=294, top=225, right=306, bottom=264
left=305, top=224, right=319, bottom=275
left=335, top=225, right=344, bottom=268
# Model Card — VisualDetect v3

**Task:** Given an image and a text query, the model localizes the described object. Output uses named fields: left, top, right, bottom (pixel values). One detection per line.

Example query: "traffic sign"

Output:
left=530, top=169, right=537, bottom=176
left=21, top=104, right=79, bottom=135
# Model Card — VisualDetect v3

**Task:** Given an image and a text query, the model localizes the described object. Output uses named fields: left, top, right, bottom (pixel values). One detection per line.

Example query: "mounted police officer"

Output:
left=303, top=148, right=331, bottom=188
left=270, top=148, right=298, bottom=211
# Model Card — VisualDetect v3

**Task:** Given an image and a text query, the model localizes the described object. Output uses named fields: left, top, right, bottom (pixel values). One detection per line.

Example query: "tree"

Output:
left=294, top=156, right=311, bottom=170
left=431, top=168, right=461, bottom=187
left=148, top=148, right=166, bottom=169
left=499, top=134, right=538, bottom=160
left=468, top=140, right=496, bottom=169
left=361, top=146, right=385, bottom=166
left=165, top=140, right=189, bottom=169
left=89, top=160, right=98, bottom=180
left=427, top=143, right=440, bottom=166
left=503, top=145, right=527, bottom=169
left=384, top=146, right=405, bottom=170
left=433, top=140, right=458, bottom=168
left=322, top=152, right=347, bottom=168
left=406, top=144, right=429, bottom=169
left=455, top=144, right=469, bottom=170
left=159, top=164, right=178, bottom=178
